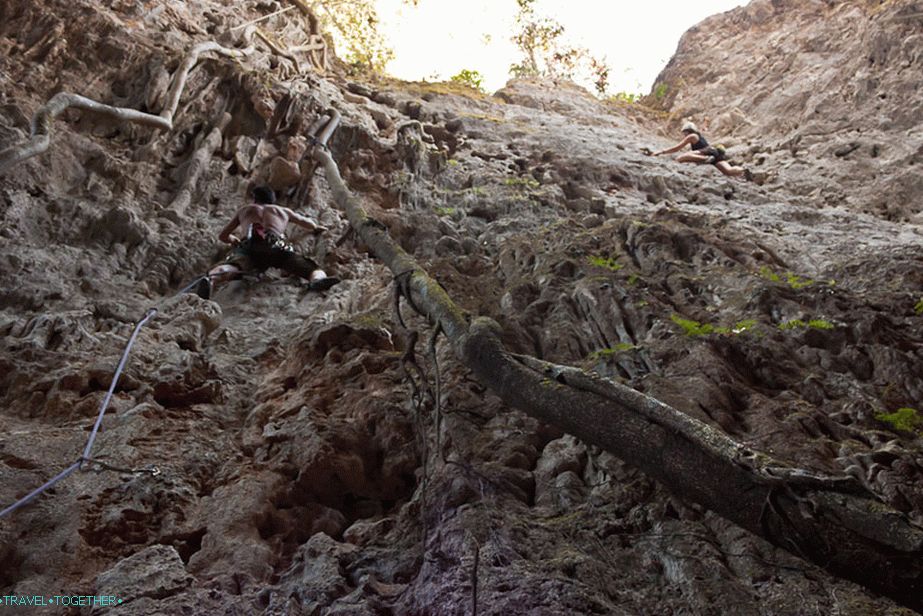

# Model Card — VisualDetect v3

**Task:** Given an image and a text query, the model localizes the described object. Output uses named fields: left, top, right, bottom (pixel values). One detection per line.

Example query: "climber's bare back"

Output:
left=235, top=203, right=293, bottom=236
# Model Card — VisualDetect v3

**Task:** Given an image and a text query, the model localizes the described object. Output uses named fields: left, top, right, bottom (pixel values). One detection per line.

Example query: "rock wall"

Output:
left=651, top=0, right=923, bottom=222
left=1, top=1, right=922, bottom=614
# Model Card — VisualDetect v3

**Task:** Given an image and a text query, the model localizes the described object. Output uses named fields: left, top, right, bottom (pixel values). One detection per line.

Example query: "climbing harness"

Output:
left=0, top=273, right=214, bottom=519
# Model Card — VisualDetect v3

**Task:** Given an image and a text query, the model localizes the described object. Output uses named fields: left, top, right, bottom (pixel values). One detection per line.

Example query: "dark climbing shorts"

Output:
left=225, top=233, right=319, bottom=279
left=702, top=146, right=728, bottom=165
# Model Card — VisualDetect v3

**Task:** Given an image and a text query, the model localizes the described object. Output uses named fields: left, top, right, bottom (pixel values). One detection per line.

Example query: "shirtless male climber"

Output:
left=649, top=121, right=754, bottom=181
left=194, top=186, right=340, bottom=299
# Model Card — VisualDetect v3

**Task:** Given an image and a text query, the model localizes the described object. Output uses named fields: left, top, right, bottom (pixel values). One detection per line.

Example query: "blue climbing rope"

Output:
left=81, top=307, right=157, bottom=460
left=0, top=461, right=82, bottom=518
left=2, top=107, right=345, bottom=519
left=0, top=274, right=212, bottom=519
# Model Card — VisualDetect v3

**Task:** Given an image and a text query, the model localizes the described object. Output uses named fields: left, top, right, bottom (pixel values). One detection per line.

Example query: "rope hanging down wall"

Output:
left=0, top=106, right=347, bottom=519
left=0, top=275, right=212, bottom=519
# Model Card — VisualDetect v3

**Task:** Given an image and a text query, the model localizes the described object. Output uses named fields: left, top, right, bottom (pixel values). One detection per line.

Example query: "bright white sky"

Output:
left=375, top=0, right=748, bottom=94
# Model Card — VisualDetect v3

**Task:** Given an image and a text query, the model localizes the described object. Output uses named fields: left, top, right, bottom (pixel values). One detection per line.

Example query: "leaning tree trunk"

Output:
left=312, top=133, right=923, bottom=611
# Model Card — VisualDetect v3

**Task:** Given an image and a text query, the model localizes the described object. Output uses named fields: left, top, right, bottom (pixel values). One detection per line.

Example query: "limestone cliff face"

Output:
left=651, top=0, right=923, bottom=222
left=1, top=1, right=922, bottom=615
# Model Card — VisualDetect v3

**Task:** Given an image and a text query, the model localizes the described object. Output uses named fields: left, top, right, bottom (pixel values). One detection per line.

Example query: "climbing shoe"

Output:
left=194, top=276, right=212, bottom=300
left=703, top=155, right=717, bottom=165
left=308, top=276, right=341, bottom=292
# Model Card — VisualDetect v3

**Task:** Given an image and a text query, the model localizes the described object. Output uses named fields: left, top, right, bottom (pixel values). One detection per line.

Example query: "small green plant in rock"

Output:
left=759, top=266, right=782, bottom=283
left=653, top=82, right=668, bottom=100
left=587, top=343, right=637, bottom=361
left=874, top=407, right=922, bottom=433
left=588, top=348, right=616, bottom=361
left=672, top=315, right=760, bottom=337
left=627, top=273, right=641, bottom=285
left=786, top=273, right=815, bottom=290
left=759, top=266, right=815, bottom=289
left=504, top=176, right=540, bottom=190
left=671, top=314, right=721, bottom=336
left=434, top=206, right=456, bottom=216
left=450, top=68, right=485, bottom=92
left=915, top=298, right=923, bottom=315
left=587, top=255, right=623, bottom=272
left=778, top=319, right=834, bottom=331
left=608, top=91, right=640, bottom=104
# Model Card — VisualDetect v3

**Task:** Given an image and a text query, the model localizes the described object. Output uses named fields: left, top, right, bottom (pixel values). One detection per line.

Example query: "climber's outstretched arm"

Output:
left=217, top=214, right=241, bottom=244
left=287, top=208, right=327, bottom=233
left=652, top=133, right=697, bottom=156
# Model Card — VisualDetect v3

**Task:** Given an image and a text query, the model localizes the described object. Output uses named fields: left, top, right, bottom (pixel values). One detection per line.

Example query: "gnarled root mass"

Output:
left=0, top=39, right=255, bottom=175
left=313, top=133, right=923, bottom=612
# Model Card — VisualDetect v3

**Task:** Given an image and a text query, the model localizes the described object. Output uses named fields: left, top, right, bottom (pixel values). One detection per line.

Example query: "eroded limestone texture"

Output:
left=1, top=1, right=921, bottom=614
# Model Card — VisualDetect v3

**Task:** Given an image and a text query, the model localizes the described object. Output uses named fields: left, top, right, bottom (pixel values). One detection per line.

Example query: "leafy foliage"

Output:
left=608, top=92, right=640, bottom=104
left=315, top=0, right=396, bottom=71
left=450, top=69, right=485, bottom=92
left=587, top=343, right=637, bottom=361
left=777, top=319, right=834, bottom=330
left=732, top=319, right=758, bottom=333
left=875, top=407, right=922, bottom=433
left=759, top=266, right=815, bottom=289
left=587, top=255, right=622, bottom=272
left=589, top=58, right=610, bottom=96
left=509, top=0, right=610, bottom=94
left=504, top=176, right=540, bottom=189
left=671, top=315, right=759, bottom=337
left=671, top=314, right=725, bottom=336
left=786, top=273, right=815, bottom=290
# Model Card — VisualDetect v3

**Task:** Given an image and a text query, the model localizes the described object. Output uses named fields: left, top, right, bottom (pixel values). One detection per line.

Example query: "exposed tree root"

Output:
left=312, top=134, right=923, bottom=612
left=283, top=0, right=329, bottom=70
left=254, top=28, right=301, bottom=77
left=0, top=40, right=254, bottom=175
left=0, top=6, right=330, bottom=178
left=166, top=112, right=231, bottom=218
left=286, top=35, right=327, bottom=71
